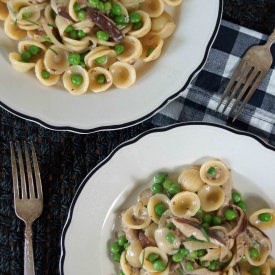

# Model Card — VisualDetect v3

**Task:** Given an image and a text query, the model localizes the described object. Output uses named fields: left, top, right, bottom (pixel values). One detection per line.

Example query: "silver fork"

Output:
left=216, top=28, right=275, bottom=121
left=10, top=142, right=43, bottom=275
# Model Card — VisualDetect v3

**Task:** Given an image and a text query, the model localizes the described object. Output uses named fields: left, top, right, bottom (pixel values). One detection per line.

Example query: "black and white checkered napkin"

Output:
left=151, top=20, right=275, bottom=145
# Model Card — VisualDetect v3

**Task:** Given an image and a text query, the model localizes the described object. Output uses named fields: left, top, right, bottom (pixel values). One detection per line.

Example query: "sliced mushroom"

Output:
left=138, top=230, right=157, bottom=248
left=172, top=218, right=228, bottom=246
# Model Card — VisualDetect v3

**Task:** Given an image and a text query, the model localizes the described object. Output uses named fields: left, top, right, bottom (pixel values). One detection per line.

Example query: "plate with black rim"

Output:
left=0, top=0, right=222, bottom=133
left=60, top=122, right=275, bottom=274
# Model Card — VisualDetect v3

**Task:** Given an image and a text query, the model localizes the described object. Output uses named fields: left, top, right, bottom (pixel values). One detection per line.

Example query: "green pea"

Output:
left=232, top=191, right=241, bottom=203
left=271, top=268, right=275, bottom=275
left=250, top=266, right=262, bottom=275
left=112, top=253, right=121, bottom=263
left=207, top=167, right=216, bottom=176
left=79, top=61, right=86, bottom=68
left=172, top=251, right=185, bottom=263
left=203, top=214, right=213, bottom=224
left=97, top=1, right=105, bottom=11
left=96, top=74, right=106, bottom=84
left=28, top=45, right=40, bottom=55
left=21, top=50, right=31, bottom=62
left=120, top=271, right=125, bottom=275
left=148, top=253, right=160, bottom=263
left=68, top=52, right=81, bottom=65
left=88, top=0, right=98, bottom=7
left=77, top=10, right=86, bottom=21
left=129, top=12, right=141, bottom=23
left=104, top=2, right=112, bottom=13
left=249, top=247, right=260, bottom=259
left=241, top=256, right=247, bottom=262
left=41, top=69, right=50, bottom=79
left=168, top=183, right=181, bottom=195
left=178, top=248, right=188, bottom=257
left=203, top=222, right=210, bottom=228
left=77, top=30, right=87, bottom=39
left=163, top=179, right=173, bottom=190
left=146, top=47, right=154, bottom=57
left=153, top=260, right=166, bottom=271
left=65, top=25, right=74, bottom=33
left=115, top=15, right=126, bottom=25
left=69, top=30, right=78, bottom=39
left=185, top=261, right=193, bottom=272
left=154, top=202, right=166, bottom=217
left=151, top=182, right=163, bottom=194
left=117, top=235, right=127, bottom=246
left=237, top=200, right=247, bottom=212
left=71, top=74, right=83, bottom=86
left=22, top=12, right=31, bottom=19
left=132, top=22, right=143, bottom=30
left=114, top=44, right=125, bottom=55
left=188, top=251, right=198, bottom=259
left=197, top=249, right=207, bottom=257
left=208, top=261, right=217, bottom=271
left=95, top=55, right=107, bottom=65
left=225, top=208, right=237, bottom=221
left=96, top=30, right=109, bottom=41
left=196, top=208, right=203, bottom=215
left=73, top=3, right=81, bottom=12
left=165, top=232, right=175, bottom=244
left=258, top=213, right=272, bottom=222
left=213, top=216, right=222, bottom=226
left=110, top=242, right=121, bottom=254
left=111, top=3, right=122, bottom=16
left=165, top=223, right=176, bottom=230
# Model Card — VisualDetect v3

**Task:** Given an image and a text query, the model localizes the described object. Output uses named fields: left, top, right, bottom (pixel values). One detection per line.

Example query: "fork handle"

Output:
left=265, top=28, right=275, bottom=49
left=24, top=223, right=35, bottom=275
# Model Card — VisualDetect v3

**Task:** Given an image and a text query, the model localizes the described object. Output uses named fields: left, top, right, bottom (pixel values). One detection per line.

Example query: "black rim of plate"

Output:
left=59, top=121, right=275, bottom=274
left=1, top=0, right=223, bottom=134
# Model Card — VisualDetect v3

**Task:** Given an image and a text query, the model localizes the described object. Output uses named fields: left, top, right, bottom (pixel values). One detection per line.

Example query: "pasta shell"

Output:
left=178, top=167, right=204, bottom=192
left=239, top=261, right=270, bottom=275
left=158, top=209, right=173, bottom=229
left=126, top=240, right=143, bottom=268
left=85, top=48, right=117, bottom=69
left=170, top=191, right=200, bottom=218
left=267, top=258, right=275, bottom=274
left=139, top=247, right=168, bottom=272
left=120, top=251, right=134, bottom=275
left=35, top=59, right=60, bottom=86
left=154, top=228, right=181, bottom=255
left=138, top=188, right=153, bottom=206
left=109, top=61, right=136, bottom=89
left=144, top=222, right=158, bottom=242
left=4, top=15, right=26, bottom=40
left=88, top=67, right=113, bottom=93
left=116, top=36, right=143, bottom=63
left=122, top=202, right=151, bottom=229
left=129, top=10, right=151, bottom=38
left=0, top=1, right=8, bottom=20
left=150, top=11, right=176, bottom=39
left=68, top=0, right=80, bottom=21
left=249, top=208, right=275, bottom=231
left=139, top=0, right=164, bottom=18
left=44, top=4, right=55, bottom=27
left=18, top=40, right=46, bottom=62
left=44, top=45, right=69, bottom=75
left=63, top=65, right=89, bottom=95
left=200, top=248, right=221, bottom=261
left=9, top=52, right=35, bottom=72
left=140, top=35, right=163, bottom=62
left=163, top=0, right=182, bottom=6
left=183, top=240, right=218, bottom=251
left=147, top=194, right=170, bottom=224
left=84, top=46, right=109, bottom=66
left=200, top=160, right=230, bottom=186
left=197, top=185, right=225, bottom=212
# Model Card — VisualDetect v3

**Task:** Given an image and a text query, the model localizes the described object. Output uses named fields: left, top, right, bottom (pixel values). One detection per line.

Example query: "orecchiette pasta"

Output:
left=109, top=159, right=275, bottom=274
left=1, top=0, right=181, bottom=94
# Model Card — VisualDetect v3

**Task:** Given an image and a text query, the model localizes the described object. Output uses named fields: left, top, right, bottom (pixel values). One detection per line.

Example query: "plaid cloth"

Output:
left=151, top=20, right=275, bottom=145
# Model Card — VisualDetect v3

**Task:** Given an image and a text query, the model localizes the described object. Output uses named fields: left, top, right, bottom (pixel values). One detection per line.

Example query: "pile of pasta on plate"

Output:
left=109, top=160, right=275, bottom=275
left=0, top=0, right=181, bottom=94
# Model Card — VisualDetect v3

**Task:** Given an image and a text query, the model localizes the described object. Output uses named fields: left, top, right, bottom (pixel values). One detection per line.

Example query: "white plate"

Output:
left=0, top=0, right=222, bottom=133
left=60, top=122, right=275, bottom=274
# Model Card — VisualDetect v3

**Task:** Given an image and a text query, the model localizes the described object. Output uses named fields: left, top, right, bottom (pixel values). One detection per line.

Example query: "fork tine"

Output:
left=220, top=64, right=252, bottom=115
left=31, top=144, right=43, bottom=199
left=232, top=72, right=264, bottom=122
left=17, top=142, right=27, bottom=199
left=24, top=142, right=35, bottom=199
left=227, top=68, right=258, bottom=118
left=216, top=59, right=246, bottom=111
left=10, top=142, right=20, bottom=199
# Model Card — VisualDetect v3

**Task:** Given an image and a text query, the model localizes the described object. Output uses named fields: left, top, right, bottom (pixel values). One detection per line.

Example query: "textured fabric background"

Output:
left=0, top=1, right=274, bottom=275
